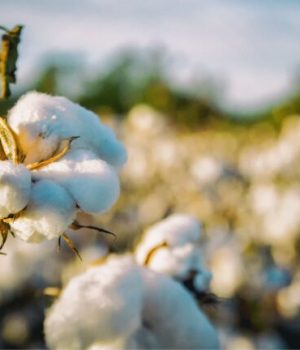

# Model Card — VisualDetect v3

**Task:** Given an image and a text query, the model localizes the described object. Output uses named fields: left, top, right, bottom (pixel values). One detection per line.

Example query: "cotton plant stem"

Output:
left=0, top=24, right=23, bottom=99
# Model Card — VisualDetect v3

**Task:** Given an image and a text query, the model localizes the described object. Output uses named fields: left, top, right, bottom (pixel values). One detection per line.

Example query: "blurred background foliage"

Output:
left=1, top=48, right=300, bottom=349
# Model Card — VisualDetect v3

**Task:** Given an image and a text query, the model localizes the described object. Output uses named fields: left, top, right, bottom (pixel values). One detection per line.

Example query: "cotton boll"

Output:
left=10, top=180, right=76, bottom=242
left=153, top=245, right=210, bottom=280
left=0, top=161, right=31, bottom=218
left=32, top=149, right=120, bottom=214
left=8, top=92, right=127, bottom=168
left=135, top=213, right=201, bottom=265
left=141, top=269, right=220, bottom=349
left=44, top=256, right=143, bottom=350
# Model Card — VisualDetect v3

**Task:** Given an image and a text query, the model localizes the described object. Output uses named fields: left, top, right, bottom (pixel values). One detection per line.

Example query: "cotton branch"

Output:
left=0, top=25, right=23, bottom=98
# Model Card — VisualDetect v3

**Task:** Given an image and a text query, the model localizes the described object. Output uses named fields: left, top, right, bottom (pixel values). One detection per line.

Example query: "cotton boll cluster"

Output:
left=10, top=180, right=76, bottom=242
left=45, top=256, right=219, bottom=350
left=32, top=149, right=120, bottom=214
left=135, top=214, right=212, bottom=294
left=0, top=161, right=31, bottom=218
left=0, top=91, right=126, bottom=246
left=8, top=92, right=127, bottom=168
left=141, top=268, right=219, bottom=349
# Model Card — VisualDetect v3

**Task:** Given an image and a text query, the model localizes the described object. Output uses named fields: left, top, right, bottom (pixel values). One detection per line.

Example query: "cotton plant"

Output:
left=44, top=255, right=219, bottom=350
left=135, top=213, right=214, bottom=301
left=0, top=91, right=126, bottom=252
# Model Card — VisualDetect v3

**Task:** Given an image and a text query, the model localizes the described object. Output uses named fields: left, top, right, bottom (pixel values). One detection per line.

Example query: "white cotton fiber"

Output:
left=0, top=161, right=31, bottom=218
left=8, top=91, right=127, bottom=168
left=142, top=243, right=208, bottom=281
left=32, top=149, right=120, bottom=214
left=44, top=256, right=143, bottom=350
left=135, top=214, right=213, bottom=293
left=136, top=213, right=201, bottom=265
left=141, top=268, right=220, bottom=349
left=10, top=180, right=76, bottom=242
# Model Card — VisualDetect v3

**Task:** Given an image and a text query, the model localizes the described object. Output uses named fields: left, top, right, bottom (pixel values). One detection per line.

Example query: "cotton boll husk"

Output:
left=0, top=161, right=31, bottom=218
left=135, top=213, right=201, bottom=265
left=32, top=149, right=120, bottom=214
left=44, top=256, right=144, bottom=350
left=142, top=243, right=206, bottom=279
left=143, top=244, right=212, bottom=291
left=10, top=180, right=76, bottom=242
left=8, top=91, right=127, bottom=168
left=141, top=268, right=220, bottom=349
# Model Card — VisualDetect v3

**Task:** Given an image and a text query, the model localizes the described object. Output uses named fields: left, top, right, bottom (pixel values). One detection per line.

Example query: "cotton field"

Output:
left=0, top=91, right=299, bottom=349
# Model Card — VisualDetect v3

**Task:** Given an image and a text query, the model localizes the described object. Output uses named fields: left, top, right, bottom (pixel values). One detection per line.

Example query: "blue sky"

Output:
left=2, top=0, right=300, bottom=111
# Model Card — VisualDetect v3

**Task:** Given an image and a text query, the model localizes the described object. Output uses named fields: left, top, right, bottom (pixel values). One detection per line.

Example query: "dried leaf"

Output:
left=143, top=241, right=168, bottom=266
left=70, top=220, right=116, bottom=238
left=90, top=255, right=109, bottom=267
left=0, top=221, right=10, bottom=250
left=57, top=235, right=62, bottom=252
left=0, top=116, right=22, bottom=163
left=0, top=140, right=6, bottom=161
left=61, top=233, right=82, bottom=261
left=2, top=208, right=26, bottom=224
left=0, top=25, right=23, bottom=98
left=43, top=287, right=61, bottom=298
left=27, top=136, right=79, bottom=170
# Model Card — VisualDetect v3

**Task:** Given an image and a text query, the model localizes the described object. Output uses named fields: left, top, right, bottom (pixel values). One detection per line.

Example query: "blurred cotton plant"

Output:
left=0, top=91, right=126, bottom=254
left=45, top=255, right=219, bottom=350
left=135, top=213, right=215, bottom=303
left=43, top=214, right=220, bottom=349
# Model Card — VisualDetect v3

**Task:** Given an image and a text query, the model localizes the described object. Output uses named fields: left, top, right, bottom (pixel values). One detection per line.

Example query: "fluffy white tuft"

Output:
left=8, top=91, right=127, bottom=168
left=141, top=268, right=219, bottom=349
left=45, top=256, right=143, bottom=350
left=45, top=258, right=219, bottom=350
left=0, top=161, right=31, bottom=218
left=10, top=180, right=76, bottom=242
left=32, top=149, right=120, bottom=214
left=135, top=214, right=212, bottom=292
left=136, top=214, right=201, bottom=262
